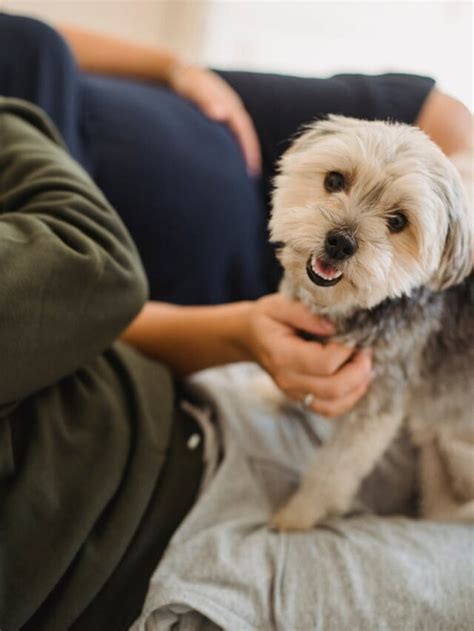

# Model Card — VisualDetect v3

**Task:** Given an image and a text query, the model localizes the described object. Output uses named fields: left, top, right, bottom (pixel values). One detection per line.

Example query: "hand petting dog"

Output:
left=245, top=293, right=373, bottom=419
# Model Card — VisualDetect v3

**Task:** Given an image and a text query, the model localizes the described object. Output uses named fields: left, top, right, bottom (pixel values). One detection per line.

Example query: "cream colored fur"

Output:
left=269, top=117, right=474, bottom=530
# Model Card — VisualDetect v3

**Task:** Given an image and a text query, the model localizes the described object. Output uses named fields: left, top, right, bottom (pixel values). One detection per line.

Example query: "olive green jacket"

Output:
left=0, top=98, right=175, bottom=630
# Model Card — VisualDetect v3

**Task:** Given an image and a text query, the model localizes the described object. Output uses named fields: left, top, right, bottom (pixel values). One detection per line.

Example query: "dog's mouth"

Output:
left=306, top=254, right=343, bottom=287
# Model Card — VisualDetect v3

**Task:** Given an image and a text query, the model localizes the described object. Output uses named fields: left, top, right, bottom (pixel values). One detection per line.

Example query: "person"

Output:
left=0, top=11, right=472, bottom=631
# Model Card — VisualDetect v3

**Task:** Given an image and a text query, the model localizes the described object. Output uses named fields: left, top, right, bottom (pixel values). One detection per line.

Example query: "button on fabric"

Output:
left=187, top=433, right=201, bottom=450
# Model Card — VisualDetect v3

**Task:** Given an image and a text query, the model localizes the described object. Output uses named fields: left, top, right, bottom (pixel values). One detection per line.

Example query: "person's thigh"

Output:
left=0, top=13, right=86, bottom=165
left=81, top=74, right=273, bottom=303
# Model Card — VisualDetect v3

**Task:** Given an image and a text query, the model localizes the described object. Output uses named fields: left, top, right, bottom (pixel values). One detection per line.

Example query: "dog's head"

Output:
left=270, top=115, right=473, bottom=316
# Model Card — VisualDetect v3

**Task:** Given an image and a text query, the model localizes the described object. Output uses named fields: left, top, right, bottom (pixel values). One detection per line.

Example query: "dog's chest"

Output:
left=327, top=289, right=443, bottom=381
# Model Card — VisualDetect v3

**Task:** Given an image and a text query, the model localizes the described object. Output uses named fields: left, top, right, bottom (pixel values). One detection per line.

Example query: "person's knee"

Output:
left=0, top=14, right=74, bottom=74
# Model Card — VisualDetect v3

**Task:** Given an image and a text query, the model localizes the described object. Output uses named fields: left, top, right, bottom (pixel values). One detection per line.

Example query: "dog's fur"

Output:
left=269, top=116, right=474, bottom=530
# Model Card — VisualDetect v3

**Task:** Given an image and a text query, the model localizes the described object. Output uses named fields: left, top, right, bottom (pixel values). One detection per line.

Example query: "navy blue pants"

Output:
left=0, top=13, right=435, bottom=304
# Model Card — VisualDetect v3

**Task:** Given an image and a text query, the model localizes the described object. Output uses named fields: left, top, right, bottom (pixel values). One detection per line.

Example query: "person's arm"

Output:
left=417, top=90, right=474, bottom=250
left=58, top=25, right=261, bottom=175
left=0, top=98, right=147, bottom=405
left=122, top=295, right=373, bottom=419
left=59, top=24, right=178, bottom=84
left=416, top=90, right=473, bottom=156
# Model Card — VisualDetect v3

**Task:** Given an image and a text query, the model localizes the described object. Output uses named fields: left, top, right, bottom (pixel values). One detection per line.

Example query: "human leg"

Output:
left=80, top=73, right=270, bottom=304
left=0, top=13, right=86, bottom=166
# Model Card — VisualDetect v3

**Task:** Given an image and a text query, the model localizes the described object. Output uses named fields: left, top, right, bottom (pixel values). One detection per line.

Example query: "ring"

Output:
left=302, top=393, right=315, bottom=408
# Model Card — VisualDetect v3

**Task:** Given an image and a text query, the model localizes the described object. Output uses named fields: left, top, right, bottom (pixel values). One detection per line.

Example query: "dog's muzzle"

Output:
left=306, top=230, right=357, bottom=288
left=306, top=254, right=343, bottom=287
left=325, top=230, right=358, bottom=261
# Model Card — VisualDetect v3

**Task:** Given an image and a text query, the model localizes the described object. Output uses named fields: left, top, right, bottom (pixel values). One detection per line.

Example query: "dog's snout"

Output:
left=325, top=230, right=358, bottom=261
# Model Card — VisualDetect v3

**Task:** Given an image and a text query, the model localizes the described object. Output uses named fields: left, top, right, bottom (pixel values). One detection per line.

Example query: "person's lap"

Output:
left=132, top=363, right=474, bottom=630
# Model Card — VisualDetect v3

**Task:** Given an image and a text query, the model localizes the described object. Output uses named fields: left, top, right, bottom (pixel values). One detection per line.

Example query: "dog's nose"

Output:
left=325, top=230, right=358, bottom=260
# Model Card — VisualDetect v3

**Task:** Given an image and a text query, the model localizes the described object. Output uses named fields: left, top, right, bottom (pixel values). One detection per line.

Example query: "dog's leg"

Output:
left=418, top=436, right=459, bottom=520
left=271, top=410, right=403, bottom=531
left=419, top=433, right=474, bottom=523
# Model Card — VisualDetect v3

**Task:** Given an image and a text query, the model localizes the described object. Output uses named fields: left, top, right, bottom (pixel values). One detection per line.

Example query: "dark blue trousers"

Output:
left=0, top=13, right=435, bottom=304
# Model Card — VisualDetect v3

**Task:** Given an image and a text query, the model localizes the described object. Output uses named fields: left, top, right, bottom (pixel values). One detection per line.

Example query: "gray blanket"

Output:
left=131, top=364, right=474, bottom=631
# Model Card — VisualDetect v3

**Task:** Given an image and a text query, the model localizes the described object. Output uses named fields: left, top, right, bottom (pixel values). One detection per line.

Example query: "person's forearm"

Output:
left=121, top=301, right=254, bottom=376
left=58, top=24, right=181, bottom=84
left=417, top=91, right=474, bottom=236
left=416, top=90, right=474, bottom=155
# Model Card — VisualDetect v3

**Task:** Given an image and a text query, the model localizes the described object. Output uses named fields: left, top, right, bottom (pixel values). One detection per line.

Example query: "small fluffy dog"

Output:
left=269, top=115, right=474, bottom=531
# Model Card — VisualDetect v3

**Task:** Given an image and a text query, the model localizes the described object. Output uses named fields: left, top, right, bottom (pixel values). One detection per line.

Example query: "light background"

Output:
left=3, top=0, right=473, bottom=110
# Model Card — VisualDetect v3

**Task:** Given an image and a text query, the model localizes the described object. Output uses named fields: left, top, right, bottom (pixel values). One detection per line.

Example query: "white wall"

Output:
left=201, top=1, right=473, bottom=110
left=3, top=0, right=473, bottom=109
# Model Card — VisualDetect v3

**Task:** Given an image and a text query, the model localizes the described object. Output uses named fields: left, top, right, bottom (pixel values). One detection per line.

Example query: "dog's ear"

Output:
left=429, top=154, right=473, bottom=290
left=286, top=115, right=360, bottom=156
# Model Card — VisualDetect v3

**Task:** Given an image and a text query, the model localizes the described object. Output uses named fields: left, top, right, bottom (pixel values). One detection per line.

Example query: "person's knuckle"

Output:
left=357, top=352, right=371, bottom=372
left=316, top=401, right=338, bottom=419
left=358, top=382, right=370, bottom=399
left=273, top=370, right=289, bottom=391
left=326, top=380, right=344, bottom=400
left=323, top=356, right=340, bottom=376
left=270, top=351, right=285, bottom=372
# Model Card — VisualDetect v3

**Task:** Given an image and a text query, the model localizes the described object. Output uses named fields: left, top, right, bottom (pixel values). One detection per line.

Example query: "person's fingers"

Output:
left=316, top=349, right=373, bottom=395
left=264, top=295, right=335, bottom=337
left=182, top=69, right=262, bottom=175
left=310, top=380, right=371, bottom=418
left=224, top=106, right=262, bottom=176
left=199, top=93, right=261, bottom=176
left=266, top=339, right=355, bottom=394
left=309, top=342, right=358, bottom=376
left=285, top=379, right=371, bottom=419
left=277, top=350, right=372, bottom=402
left=274, top=337, right=356, bottom=377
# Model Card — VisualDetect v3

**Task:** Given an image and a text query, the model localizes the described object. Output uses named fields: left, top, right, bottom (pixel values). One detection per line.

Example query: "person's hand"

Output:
left=167, top=63, right=261, bottom=176
left=243, top=294, right=373, bottom=418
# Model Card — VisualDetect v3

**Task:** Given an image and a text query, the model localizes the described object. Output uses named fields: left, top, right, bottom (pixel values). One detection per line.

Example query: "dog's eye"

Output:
left=387, top=212, right=408, bottom=233
left=324, top=171, right=345, bottom=193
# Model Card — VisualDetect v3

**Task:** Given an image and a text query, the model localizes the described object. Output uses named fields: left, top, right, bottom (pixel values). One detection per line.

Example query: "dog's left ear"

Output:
left=429, top=154, right=474, bottom=290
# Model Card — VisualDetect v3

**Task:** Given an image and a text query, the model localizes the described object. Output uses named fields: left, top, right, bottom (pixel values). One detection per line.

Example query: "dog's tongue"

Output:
left=314, top=257, right=340, bottom=280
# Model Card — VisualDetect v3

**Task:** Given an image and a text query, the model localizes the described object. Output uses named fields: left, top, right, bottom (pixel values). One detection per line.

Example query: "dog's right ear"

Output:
left=286, top=115, right=361, bottom=156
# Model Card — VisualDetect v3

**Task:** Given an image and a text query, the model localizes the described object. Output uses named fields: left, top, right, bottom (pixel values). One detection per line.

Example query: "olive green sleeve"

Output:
left=0, top=99, right=148, bottom=405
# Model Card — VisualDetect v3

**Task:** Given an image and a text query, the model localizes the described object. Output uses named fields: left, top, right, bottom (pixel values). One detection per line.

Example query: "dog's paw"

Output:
left=270, top=493, right=328, bottom=532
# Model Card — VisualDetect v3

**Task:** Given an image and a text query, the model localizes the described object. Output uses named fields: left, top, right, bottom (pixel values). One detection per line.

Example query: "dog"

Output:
left=269, top=115, right=474, bottom=531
